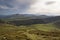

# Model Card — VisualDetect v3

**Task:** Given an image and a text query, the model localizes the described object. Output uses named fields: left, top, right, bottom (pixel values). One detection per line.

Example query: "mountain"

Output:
left=6, top=15, right=60, bottom=26
left=0, top=14, right=60, bottom=26
left=6, top=14, right=49, bottom=19
left=42, top=16, right=60, bottom=23
left=0, top=15, right=7, bottom=18
left=1, top=14, right=50, bottom=21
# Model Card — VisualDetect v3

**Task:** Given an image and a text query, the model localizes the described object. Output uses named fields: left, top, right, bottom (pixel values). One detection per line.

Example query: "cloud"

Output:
left=0, top=0, right=35, bottom=10
left=26, top=0, right=60, bottom=16
left=45, top=1, right=56, bottom=5
left=0, top=0, right=35, bottom=15
left=0, top=0, right=60, bottom=16
left=0, top=5, right=9, bottom=9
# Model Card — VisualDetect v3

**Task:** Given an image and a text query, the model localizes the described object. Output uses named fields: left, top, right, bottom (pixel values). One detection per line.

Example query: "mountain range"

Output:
left=0, top=14, right=51, bottom=20
left=0, top=14, right=60, bottom=26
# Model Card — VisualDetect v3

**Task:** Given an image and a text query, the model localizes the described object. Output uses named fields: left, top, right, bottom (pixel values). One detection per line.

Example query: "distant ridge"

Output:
left=0, top=14, right=60, bottom=25
left=0, top=14, right=50, bottom=19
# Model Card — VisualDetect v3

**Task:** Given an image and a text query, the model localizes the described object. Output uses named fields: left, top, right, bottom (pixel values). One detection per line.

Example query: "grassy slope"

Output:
left=31, top=24, right=60, bottom=31
left=0, top=24, right=60, bottom=40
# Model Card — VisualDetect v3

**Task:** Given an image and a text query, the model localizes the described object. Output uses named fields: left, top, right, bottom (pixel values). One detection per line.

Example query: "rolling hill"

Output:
left=0, top=22, right=60, bottom=40
left=0, top=14, right=60, bottom=26
left=0, top=14, right=50, bottom=21
left=0, top=14, right=60, bottom=40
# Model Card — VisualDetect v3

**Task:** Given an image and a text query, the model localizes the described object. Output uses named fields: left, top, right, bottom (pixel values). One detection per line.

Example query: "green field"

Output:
left=0, top=23, right=60, bottom=40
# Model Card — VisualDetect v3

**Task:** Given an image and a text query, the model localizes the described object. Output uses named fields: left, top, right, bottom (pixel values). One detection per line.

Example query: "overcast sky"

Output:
left=0, top=0, right=60, bottom=16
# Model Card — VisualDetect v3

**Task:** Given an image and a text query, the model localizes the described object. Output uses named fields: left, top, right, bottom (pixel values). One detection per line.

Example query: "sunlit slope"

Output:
left=0, top=23, right=59, bottom=32
left=0, top=23, right=60, bottom=40
left=29, top=24, right=60, bottom=31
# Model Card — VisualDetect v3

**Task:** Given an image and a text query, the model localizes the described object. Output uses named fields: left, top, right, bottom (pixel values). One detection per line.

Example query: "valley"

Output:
left=0, top=14, right=60, bottom=40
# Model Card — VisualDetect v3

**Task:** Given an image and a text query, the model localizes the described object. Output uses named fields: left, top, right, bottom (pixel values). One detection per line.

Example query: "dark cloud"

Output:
left=0, top=0, right=34, bottom=15
left=45, top=1, right=56, bottom=5
left=0, top=0, right=14, bottom=8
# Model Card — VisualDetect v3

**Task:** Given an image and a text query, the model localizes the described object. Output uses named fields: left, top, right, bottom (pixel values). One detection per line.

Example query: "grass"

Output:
left=0, top=24, right=60, bottom=40
left=29, top=24, right=59, bottom=31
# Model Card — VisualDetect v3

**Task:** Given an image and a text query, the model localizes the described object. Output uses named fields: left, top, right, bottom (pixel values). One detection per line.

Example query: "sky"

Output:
left=0, top=0, right=60, bottom=16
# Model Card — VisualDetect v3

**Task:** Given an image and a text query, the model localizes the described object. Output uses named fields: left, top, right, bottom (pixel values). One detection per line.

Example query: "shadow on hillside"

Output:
left=54, top=21, right=60, bottom=28
left=7, top=19, right=47, bottom=26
